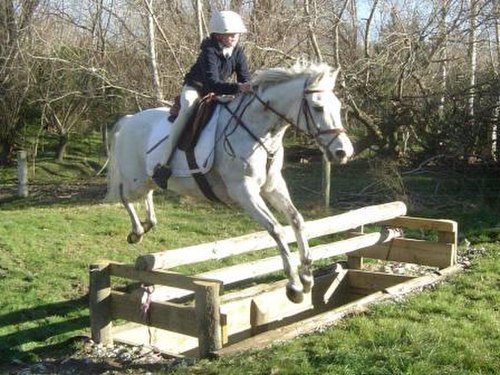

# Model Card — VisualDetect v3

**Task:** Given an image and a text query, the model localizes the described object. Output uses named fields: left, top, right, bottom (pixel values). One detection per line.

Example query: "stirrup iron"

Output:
left=152, top=164, right=172, bottom=189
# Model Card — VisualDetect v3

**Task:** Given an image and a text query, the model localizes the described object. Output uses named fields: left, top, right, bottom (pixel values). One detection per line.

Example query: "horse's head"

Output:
left=252, top=62, right=353, bottom=164
left=297, top=65, right=353, bottom=164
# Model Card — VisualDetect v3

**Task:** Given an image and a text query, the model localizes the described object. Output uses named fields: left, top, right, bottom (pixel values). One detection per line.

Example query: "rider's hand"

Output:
left=238, top=82, right=253, bottom=93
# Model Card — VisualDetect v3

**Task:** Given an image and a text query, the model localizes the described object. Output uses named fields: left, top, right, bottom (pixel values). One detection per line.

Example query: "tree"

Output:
left=2, top=0, right=499, bottom=168
left=0, top=0, right=41, bottom=164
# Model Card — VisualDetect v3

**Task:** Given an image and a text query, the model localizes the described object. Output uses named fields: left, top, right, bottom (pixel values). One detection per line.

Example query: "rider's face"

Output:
left=217, top=33, right=240, bottom=48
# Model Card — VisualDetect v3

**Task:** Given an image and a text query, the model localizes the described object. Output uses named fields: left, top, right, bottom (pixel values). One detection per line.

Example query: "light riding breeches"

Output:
left=162, top=85, right=200, bottom=165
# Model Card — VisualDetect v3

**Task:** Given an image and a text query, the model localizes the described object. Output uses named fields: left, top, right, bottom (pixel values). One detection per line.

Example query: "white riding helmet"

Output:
left=209, top=10, right=247, bottom=34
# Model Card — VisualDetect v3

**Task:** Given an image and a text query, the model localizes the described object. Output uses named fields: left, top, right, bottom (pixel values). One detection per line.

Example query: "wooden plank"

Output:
left=347, top=270, right=414, bottom=294
left=109, top=262, right=222, bottom=291
left=318, top=267, right=350, bottom=307
left=111, top=291, right=198, bottom=336
left=220, top=278, right=311, bottom=342
left=135, top=201, right=407, bottom=271
left=438, top=230, right=457, bottom=266
left=250, top=284, right=314, bottom=332
left=112, top=323, right=199, bottom=358
left=380, top=216, right=457, bottom=232
left=350, top=238, right=455, bottom=268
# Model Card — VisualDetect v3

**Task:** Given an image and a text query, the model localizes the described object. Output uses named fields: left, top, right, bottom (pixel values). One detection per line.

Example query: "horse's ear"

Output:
left=332, top=67, right=341, bottom=83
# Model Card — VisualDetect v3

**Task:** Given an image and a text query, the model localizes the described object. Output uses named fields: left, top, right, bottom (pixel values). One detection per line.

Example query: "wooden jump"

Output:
left=89, top=201, right=458, bottom=358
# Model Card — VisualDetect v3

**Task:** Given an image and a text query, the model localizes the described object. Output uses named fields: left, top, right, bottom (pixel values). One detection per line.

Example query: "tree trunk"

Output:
left=467, top=0, right=477, bottom=154
left=101, top=124, right=109, bottom=158
left=438, top=0, right=448, bottom=122
left=489, top=1, right=500, bottom=161
left=56, top=133, right=68, bottom=162
left=304, top=0, right=322, bottom=62
left=305, top=0, right=329, bottom=206
left=364, top=0, right=378, bottom=59
left=196, top=0, right=203, bottom=44
left=144, top=0, right=163, bottom=104
left=0, top=140, right=13, bottom=166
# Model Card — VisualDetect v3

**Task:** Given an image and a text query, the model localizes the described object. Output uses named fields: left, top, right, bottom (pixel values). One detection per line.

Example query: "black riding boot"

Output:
left=152, top=164, right=172, bottom=189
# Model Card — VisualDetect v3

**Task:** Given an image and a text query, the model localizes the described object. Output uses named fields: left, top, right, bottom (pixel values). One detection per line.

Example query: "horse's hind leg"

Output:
left=119, top=183, right=145, bottom=244
left=142, top=190, right=157, bottom=233
left=262, top=175, right=314, bottom=294
left=227, top=182, right=304, bottom=303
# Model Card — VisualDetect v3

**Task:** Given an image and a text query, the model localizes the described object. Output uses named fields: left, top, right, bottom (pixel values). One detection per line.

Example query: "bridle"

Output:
left=222, top=79, right=346, bottom=158
left=298, top=86, right=347, bottom=153
left=224, top=80, right=346, bottom=158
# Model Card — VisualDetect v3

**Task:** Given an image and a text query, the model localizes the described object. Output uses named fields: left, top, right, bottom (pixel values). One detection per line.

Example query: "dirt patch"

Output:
left=2, top=337, right=191, bottom=375
left=0, top=182, right=107, bottom=207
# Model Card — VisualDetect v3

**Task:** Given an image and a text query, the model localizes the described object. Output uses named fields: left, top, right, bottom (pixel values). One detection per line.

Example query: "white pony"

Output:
left=106, top=62, right=354, bottom=303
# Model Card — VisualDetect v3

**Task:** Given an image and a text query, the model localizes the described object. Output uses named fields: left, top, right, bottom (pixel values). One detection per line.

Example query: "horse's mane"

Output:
left=252, top=61, right=334, bottom=89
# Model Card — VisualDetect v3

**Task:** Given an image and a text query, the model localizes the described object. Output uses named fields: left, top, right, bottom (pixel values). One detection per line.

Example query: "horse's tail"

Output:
left=104, top=115, right=128, bottom=203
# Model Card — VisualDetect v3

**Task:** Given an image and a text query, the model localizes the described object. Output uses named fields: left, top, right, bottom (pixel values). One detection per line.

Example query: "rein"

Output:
left=221, top=96, right=274, bottom=157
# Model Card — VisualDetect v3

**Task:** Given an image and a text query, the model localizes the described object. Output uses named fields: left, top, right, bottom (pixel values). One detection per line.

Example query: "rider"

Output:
left=152, top=10, right=253, bottom=189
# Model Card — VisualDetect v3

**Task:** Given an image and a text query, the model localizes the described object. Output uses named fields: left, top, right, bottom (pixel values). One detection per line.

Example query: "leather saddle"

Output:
left=169, top=93, right=218, bottom=152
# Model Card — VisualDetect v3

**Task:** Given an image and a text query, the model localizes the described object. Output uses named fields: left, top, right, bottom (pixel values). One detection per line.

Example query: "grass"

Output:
left=170, top=245, right=500, bottom=375
left=1, top=143, right=500, bottom=373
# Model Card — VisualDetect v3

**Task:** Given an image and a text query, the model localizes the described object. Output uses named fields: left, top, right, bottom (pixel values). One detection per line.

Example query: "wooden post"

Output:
left=194, top=280, right=222, bottom=358
left=347, top=225, right=364, bottom=270
left=322, top=157, right=331, bottom=207
left=89, top=262, right=113, bottom=345
left=438, top=230, right=458, bottom=266
left=17, top=150, right=28, bottom=198
left=347, top=255, right=363, bottom=270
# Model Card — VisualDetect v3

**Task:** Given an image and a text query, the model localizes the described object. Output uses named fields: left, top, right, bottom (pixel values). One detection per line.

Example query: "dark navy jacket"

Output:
left=184, top=37, right=251, bottom=96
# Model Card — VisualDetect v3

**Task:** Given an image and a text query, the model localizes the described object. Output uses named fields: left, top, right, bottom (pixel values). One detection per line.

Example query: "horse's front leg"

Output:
left=227, top=180, right=304, bottom=303
left=119, top=183, right=144, bottom=244
left=142, top=190, right=157, bottom=233
left=262, top=174, right=314, bottom=293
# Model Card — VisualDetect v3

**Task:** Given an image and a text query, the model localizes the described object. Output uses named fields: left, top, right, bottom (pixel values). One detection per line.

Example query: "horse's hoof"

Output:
left=127, top=232, right=143, bottom=244
left=141, top=221, right=155, bottom=234
left=286, top=285, right=304, bottom=304
left=299, top=270, right=314, bottom=294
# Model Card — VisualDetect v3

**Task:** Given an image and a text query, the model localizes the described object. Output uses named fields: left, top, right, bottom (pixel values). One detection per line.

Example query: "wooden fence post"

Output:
left=347, top=225, right=364, bottom=270
left=17, top=150, right=28, bottom=198
left=89, top=262, right=113, bottom=345
left=322, top=157, right=331, bottom=207
left=194, top=280, right=222, bottom=358
left=438, top=228, right=458, bottom=266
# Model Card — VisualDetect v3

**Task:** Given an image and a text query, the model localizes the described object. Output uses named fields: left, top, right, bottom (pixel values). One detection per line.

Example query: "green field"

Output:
left=0, top=152, right=499, bottom=374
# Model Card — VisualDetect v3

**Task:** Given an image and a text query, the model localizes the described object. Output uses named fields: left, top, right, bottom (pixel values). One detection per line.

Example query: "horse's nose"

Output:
left=335, top=149, right=346, bottom=160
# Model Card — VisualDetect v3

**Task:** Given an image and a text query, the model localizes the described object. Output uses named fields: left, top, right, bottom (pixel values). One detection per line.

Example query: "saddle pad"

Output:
left=146, top=106, right=220, bottom=177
